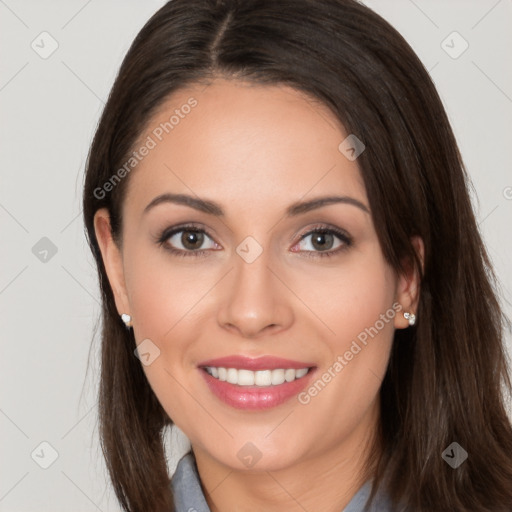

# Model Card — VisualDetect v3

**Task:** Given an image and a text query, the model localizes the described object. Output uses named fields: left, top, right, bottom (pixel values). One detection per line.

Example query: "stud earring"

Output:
left=121, top=313, right=133, bottom=328
left=403, top=311, right=416, bottom=326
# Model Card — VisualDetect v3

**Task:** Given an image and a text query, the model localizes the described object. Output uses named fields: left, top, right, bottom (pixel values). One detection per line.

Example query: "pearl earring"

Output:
left=121, top=313, right=133, bottom=328
left=403, top=311, right=416, bottom=326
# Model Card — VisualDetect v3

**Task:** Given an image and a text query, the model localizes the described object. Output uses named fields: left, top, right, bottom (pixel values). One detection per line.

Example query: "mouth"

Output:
left=198, top=356, right=316, bottom=410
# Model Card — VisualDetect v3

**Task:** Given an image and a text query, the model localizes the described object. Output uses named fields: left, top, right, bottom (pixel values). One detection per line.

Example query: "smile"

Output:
left=198, top=355, right=316, bottom=410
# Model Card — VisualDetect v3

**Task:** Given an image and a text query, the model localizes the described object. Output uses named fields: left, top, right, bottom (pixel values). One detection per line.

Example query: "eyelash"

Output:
left=155, top=223, right=353, bottom=259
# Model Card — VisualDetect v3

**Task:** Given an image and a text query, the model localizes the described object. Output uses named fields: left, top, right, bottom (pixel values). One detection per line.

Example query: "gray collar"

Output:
left=171, top=452, right=393, bottom=512
left=171, top=452, right=211, bottom=512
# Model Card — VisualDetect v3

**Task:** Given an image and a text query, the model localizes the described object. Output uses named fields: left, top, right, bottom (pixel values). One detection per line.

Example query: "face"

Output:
left=95, top=78, right=418, bottom=473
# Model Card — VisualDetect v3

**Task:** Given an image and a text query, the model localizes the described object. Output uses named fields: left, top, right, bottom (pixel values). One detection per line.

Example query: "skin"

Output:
left=94, top=78, right=422, bottom=512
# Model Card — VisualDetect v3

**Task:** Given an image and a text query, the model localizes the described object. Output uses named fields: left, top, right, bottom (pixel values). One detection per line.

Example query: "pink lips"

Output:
left=198, top=355, right=314, bottom=370
left=198, top=355, right=315, bottom=410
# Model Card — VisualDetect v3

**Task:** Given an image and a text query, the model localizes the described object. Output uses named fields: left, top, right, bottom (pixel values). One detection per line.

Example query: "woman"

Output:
left=82, top=0, right=512, bottom=510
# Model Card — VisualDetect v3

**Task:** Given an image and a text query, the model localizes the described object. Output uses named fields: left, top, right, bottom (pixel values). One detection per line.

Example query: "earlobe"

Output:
left=93, top=208, right=131, bottom=318
left=394, top=236, right=424, bottom=329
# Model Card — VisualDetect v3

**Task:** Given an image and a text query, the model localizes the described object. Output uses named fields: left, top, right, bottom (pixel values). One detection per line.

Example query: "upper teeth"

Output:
left=204, top=367, right=310, bottom=386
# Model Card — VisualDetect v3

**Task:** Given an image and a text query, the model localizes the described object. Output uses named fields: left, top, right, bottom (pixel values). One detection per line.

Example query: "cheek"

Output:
left=290, top=244, right=397, bottom=349
left=122, top=247, right=210, bottom=425
left=291, top=246, right=397, bottom=416
left=123, top=241, right=210, bottom=341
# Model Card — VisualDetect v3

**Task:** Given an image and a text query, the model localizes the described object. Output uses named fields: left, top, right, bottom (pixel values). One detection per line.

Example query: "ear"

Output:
left=394, top=236, right=424, bottom=329
left=93, top=208, right=131, bottom=318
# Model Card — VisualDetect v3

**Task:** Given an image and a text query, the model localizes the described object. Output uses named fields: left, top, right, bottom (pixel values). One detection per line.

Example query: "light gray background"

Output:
left=1, top=1, right=511, bottom=510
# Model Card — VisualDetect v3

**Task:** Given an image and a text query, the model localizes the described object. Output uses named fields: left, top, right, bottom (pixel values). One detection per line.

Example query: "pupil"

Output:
left=312, top=232, right=333, bottom=251
left=182, top=231, right=203, bottom=250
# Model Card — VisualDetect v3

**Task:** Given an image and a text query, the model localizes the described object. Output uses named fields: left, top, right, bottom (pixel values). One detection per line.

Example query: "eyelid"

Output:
left=157, top=222, right=215, bottom=240
left=295, top=223, right=351, bottom=241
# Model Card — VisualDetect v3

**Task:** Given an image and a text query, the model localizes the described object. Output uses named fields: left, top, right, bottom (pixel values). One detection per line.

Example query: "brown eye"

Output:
left=159, top=225, right=218, bottom=256
left=310, top=232, right=335, bottom=251
left=180, top=230, right=205, bottom=250
left=290, top=225, right=352, bottom=259
left=295, top=229, right=350, bottom=253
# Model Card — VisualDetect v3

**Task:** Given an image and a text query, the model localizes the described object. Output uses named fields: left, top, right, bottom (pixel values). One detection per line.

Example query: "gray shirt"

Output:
left=171, top=452, right=394, bottom=512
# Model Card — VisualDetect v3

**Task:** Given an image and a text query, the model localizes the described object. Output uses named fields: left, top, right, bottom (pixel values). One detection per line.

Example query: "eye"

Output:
left=157, top=224, right=219, bottom=257
left=291, top=225, right=352, bottom=258
left=156, top=223, right=352, bottom=259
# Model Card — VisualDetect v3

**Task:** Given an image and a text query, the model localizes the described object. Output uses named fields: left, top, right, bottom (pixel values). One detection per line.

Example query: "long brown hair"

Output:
left=82, top=1, right=512, bottom=510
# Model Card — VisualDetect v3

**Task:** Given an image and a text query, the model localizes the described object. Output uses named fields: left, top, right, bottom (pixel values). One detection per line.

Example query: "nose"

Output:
left=217, top=249, right=294, bottom=339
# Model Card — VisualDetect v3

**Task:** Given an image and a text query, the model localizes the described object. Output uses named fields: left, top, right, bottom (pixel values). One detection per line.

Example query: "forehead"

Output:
left=123, top=78, right=367, bottom=214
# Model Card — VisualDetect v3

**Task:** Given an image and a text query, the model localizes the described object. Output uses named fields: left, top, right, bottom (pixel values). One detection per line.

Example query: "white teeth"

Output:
left=271, top=369, right=285, bottom=385
left=295, top=368, right=308, bottom=378
left=238, top=369, right=255, bottom=386
left=204, top=366, right=310, bottom=386
left=255, top=370, right=272, bottom=386
left=284, top=369, right=296, bottom=382
left=226, top=368, right=238, bottom=384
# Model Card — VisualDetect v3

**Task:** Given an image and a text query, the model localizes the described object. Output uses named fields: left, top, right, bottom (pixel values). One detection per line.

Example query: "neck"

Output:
left=193, top=401, right=381, bottom=512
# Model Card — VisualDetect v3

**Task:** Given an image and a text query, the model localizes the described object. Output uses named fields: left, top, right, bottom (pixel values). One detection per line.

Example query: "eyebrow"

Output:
left=143, top=193, right=370, bottom=216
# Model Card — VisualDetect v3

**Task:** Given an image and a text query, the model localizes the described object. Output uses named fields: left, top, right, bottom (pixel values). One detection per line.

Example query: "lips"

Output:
left=197, top=355, right=316, bottom=410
